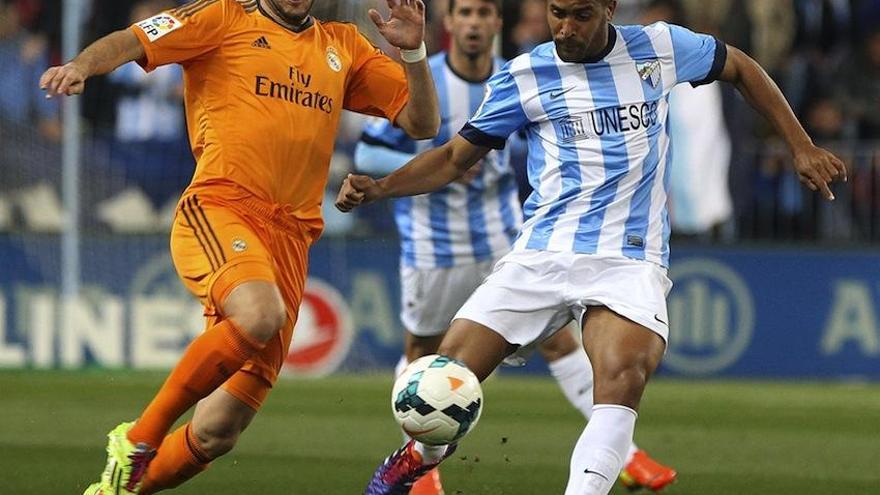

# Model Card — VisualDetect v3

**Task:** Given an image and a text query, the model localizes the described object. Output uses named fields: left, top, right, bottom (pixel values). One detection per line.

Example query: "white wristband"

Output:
left=400, top=42, right=427, bottom=64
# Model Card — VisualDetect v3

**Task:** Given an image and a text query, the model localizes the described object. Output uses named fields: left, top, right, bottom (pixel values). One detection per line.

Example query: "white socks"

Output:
left=548, top=350, right=595, bottom=419
left=564, top=405, right=637, bottom=495
left=549, top=351, right=641, bottom=465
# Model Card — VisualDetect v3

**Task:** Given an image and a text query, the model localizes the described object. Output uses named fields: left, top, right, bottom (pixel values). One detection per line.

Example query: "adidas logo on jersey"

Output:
left=252, top=36, right=271, bottom=49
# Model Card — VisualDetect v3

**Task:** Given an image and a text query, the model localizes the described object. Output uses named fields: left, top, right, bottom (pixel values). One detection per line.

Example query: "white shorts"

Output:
left=454, top=250, right=673, bottom=347
left=400, top=259, right=498, bottom=337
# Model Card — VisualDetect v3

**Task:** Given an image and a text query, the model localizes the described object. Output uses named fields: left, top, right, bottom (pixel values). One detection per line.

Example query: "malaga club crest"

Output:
left=637, top=60, right=661, bottom=88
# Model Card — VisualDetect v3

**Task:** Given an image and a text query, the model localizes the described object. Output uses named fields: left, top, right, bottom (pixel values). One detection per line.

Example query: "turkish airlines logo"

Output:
left=284, top=278, right=354, bottom=377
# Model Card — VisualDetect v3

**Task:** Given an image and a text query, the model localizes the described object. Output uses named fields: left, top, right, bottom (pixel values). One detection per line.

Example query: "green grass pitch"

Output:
left=2, top=370, right=878, bottom=494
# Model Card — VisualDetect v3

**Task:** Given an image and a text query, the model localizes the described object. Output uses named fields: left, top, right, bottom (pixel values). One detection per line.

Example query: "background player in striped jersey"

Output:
left=338, top=0, right=847, bottom=494
left=355, top=0, right=674, bottom=492
left=41, top=0, right=440, bottom=493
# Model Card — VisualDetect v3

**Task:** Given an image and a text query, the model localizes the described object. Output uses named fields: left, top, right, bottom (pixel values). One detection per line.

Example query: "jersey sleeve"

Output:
left=459, top=62, right=529, bottom=150
left=129, top=0, right=233, bottom=72
left=666, top=23, right=727, bottom=87
left=354, top=140, right=416, bottom=176
left=343, top=31, right=410, bottom=122
left=360, top=117, right=417, bottom=153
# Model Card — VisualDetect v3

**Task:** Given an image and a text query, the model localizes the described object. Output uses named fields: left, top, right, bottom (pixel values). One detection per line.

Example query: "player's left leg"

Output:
left=138, top=358, right=275, bottom=494
left=539, top=328, right=676, bottom=492
left=564, top=307, right=666, bottom=495
left=139, top=220, right=308, bottom=494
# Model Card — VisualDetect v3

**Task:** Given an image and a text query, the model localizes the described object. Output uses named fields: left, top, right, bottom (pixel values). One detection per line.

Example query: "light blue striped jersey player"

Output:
left=356, top=52, right=523, bottom=269
left=459, top=22, right=727, bottom=267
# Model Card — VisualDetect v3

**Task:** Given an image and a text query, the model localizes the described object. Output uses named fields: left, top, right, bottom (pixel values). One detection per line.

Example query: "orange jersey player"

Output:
left=40, top=1, right=440, bottom=494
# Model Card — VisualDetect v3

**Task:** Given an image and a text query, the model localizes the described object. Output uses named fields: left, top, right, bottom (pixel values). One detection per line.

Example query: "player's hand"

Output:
left=335, top=174, right=386, bottom=212
left=792, top=144, right=847, bottom=201
left=40, top=62, right=88, bottom=98
left=369, top=0, right=426, bottom=51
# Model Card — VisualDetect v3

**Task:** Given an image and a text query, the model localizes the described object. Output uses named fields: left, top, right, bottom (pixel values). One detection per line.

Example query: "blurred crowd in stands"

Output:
left=1, top=0, right=880, bottom=242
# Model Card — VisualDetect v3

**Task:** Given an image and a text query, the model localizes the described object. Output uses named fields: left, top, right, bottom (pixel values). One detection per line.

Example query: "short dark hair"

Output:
left=448, top=0, right=503, bottom=14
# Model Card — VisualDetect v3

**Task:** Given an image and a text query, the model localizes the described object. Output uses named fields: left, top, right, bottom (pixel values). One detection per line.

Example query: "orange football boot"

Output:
left=409, top=468, right=444, bottom=495
left=618, top=450, right=677, bottom=492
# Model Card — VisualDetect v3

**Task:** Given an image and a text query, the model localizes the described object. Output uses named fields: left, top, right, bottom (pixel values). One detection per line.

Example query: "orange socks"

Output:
left=140, top=423, right=210, bottom=495
left=128, top=319, right=264, bottom=448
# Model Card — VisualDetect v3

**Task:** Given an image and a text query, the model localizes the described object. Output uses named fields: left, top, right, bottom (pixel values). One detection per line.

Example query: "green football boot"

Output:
left=82, top=483, right=103, bottom=495
left=88, top=422, right=156, bottom=494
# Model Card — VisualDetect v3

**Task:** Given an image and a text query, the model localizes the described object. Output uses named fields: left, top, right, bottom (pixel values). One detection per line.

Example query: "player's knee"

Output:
left=234, top=301, right=287, bottom=343
left=223, top=282, right=288, bottom=343
left=193, top=420, right=242, bottom=459
left=594, top=363, right=649, bottom=408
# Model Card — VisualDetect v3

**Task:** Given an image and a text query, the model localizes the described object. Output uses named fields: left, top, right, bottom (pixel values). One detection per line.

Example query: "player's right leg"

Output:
left=366, top=255, right=568, bottom=495
left=402, top=330, right=446, bottom=495
left=84, top=198, right=290, bottom=494
left=140, top=310, right=304, bottom=494
left=366, top=319, right=515, bottom=495
left=396, top=261, right=494, bottom=495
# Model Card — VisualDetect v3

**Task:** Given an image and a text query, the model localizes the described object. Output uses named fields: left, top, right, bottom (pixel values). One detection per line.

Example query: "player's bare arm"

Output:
left=336, top=135, right=488, bottom=212
left=40, top=29, right=144, bottom=98
left=718, top=45, right=847, bottom=200
left=370, top=0, right=440, bottom=139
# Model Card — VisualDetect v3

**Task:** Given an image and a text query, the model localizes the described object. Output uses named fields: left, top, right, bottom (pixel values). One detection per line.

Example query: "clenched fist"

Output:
left=335, top=174, right=386, bottom=212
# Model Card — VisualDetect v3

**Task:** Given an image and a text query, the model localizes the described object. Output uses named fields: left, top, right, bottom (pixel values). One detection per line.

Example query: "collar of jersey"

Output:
left=444, top=53, right=495, bottom=84
left=257, top=2, right=315, bottom=33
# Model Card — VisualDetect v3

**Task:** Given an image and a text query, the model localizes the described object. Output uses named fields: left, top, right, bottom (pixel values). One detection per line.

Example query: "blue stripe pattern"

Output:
left=498, top=161, right=519, bottom=243
left=465, top=60, right=531, bottom=140
left=521, top=125, right=547, bottom=222
left=461, top=25, right=719, bottom=266
left=466, top=81, right=492, bottom=261
left=660, top=116, right=673, bottom=266
left=358, top=53, right=528, bottom=268
left=431, top=57, right=453, bottom=147
left=526, top=48, right=584, bottom=250
left=395, top=197, right=416, bottom=266
left=429, top=66, right=453, bottom=267
left=620, top=26, right=664, bottom=260
left=572, top=60, right=628, bottom=254
left=668, top=23, right=717, bottom=84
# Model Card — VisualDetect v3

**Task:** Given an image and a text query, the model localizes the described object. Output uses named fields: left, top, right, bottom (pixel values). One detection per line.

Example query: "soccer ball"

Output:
left=392, top=354, right=483, bottom=445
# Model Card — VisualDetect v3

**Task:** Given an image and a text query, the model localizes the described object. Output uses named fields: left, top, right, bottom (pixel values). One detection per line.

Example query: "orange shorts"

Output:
left=170, top=189, right=313, bottom=410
